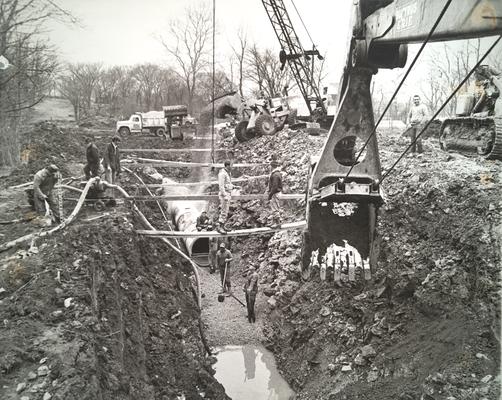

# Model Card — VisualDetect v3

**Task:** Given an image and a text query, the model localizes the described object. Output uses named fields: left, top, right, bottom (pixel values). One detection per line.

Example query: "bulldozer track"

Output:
left=489, top=117, right=502, bottom=160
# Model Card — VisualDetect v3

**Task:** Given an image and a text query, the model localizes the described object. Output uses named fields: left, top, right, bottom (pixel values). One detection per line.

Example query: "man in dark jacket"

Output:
left=103, top=136, right=121, bottom=184
left=243, top=266, right=259, bottom=323
left=267, top=159, right=283, bottom=227
left=32, top=164, right=60, bottom=223
left=84, top=137, right=100, bottom=179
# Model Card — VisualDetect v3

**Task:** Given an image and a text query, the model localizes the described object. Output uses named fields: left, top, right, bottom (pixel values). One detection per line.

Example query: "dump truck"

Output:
left=116, top=105, right=190, bottom=140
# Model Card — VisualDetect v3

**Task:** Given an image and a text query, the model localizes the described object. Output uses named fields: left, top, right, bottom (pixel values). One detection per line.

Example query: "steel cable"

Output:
left=344, top=0, right=453, bottom=179
left=381, top=35, right=502, bottom=182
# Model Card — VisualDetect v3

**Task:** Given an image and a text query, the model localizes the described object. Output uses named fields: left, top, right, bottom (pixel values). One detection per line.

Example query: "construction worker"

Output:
left=196, top=210, right=211, bottom=231
left=217, top=160, right=238, bottom=233
left=32, top=164, right=60, bottom=223
left=243, top=266, right=259, bottom=323
left=216, top=242, right=233, bottom=294
left=208, top=236, right=218, bottom=274
left=267, top=158, right=283, bottom=227
left=103, top=135, right=121, bottom=184
left=406, top=95, right=428, bottom=154
left=83, top=137, right=100, bottom=180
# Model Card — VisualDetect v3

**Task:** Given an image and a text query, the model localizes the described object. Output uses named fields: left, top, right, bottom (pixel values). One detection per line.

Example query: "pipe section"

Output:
left=160, top=178, right=209, bottom=266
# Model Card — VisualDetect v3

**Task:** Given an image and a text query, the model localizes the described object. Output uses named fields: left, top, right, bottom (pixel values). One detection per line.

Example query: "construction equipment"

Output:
left=439, top=65, right=502, bottom=159
left=234, top=96, right=292, bottom=142
left=116, top=105, right=191, bottom=139
left=302, top=0, right=502, bottom=280
left=261, top=0, right=331, bottom=125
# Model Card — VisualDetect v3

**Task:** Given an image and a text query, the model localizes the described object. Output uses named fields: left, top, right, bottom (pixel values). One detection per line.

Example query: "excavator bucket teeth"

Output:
left=302, top=67, right=382, bottom=283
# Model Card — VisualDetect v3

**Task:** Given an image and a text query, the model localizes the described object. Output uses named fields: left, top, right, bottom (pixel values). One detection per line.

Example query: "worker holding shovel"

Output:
left=216, top=242, right=233, bottom=296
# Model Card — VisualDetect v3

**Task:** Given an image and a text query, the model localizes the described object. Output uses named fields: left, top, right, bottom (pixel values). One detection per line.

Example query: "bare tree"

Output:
left=231, top=29, right=248, bottom=97
left=246, top=44, right=291, bottom=98
left=159, top=3, right=212, bottom=113
left=0, top=0, right=73, bottom=166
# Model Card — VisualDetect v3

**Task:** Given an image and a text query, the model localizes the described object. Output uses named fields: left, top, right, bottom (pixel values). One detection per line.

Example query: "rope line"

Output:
left=381, top=35, right=502, bottom=182
left=211, top=0, right=216, bottom=164
left=290, top=0, right=315, bottom=47
left=344, top=0, right=453, bottom=180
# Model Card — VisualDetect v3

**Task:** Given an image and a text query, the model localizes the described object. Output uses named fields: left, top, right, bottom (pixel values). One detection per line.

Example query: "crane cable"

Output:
left=290, top=0, right=316, bottom=49
left=344, top=0, right=453, bottom=180
left=211, top=0, right=216, bottom=164
left=381, top=35, right=502, bottom=183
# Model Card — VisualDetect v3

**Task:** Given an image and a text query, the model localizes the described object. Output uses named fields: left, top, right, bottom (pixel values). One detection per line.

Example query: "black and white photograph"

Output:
left=0, top=0, right=501, bottom=399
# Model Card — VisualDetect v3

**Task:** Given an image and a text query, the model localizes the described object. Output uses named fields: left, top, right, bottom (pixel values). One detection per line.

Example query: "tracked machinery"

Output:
left=439, top=64, right=502, bottom=159
left=302, top=0, right=502, bottom=282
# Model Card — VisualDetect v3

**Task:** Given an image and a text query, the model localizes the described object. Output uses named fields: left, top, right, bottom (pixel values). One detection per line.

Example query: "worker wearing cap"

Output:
left=243, top=266, right=259, bottom=323
left=32, top=164, right=60, bottom=223
left=83, top=137, right=100, bottom=180
left=216, top=242, right=233, bottom=294
left=267, top=158, right=283, bottom=227
left=196, top=210, right=211, bottom=231
left=103, top=135, right=121, bottom=184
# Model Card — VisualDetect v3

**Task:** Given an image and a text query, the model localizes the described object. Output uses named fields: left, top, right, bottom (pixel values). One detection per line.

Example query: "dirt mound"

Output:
left=221, top=129, right=501, bottom=399
left=0, top=215, right=228, bottom=399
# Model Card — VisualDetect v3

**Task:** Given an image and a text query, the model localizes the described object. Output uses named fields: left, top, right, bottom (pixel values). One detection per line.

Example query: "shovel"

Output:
left=217, top=262, right=228, bottom=302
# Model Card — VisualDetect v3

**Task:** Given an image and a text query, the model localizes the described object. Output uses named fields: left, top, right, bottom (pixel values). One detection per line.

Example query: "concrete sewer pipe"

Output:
left=159, top=177, right=210, bottom=266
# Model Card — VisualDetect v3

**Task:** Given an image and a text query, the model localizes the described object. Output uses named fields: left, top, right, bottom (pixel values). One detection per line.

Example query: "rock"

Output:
left=476, top=352, right=489, bottom=360
left=267, top=297, right=277, bottom=309
left=37, top=365, right=49, bottom=376
left=39, top=357, right=47, bottom=364
left=361, top=345, right=376, bottom=358
left=21, top=397, right=30, bottom=400
left=367, top=370, right=379, bottom=382
left=354, top=354, right=366, bottom=366
left=320, top=306, right=331, bottom=317
left=481, top=375, right=492, bottom=383
left=16, top=382, right=27, bottom=393
left=54, top=288, right=63, bottom=296
left=488, top=203, right=496, bottom=211
left=327, top=363, right=336, bottom=372
left=43, top=392, right=52, bottom=400
left=341, top=364, right=352, bottom=372
left=27, top=372, right=37, bottom=381
left=263, top=286, right=277, bottom=297
left=64, top=297, right=73, bottom=308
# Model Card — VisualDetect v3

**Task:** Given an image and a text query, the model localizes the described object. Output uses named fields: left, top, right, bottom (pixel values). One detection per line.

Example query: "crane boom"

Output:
left=261, top=0, right=327, bottom=117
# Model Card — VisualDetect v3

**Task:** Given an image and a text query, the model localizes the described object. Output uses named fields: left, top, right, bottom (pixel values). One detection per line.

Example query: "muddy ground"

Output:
left=0, top=111, right=500, bottom=400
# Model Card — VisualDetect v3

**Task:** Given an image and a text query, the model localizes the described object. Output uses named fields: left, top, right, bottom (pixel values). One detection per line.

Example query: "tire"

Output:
left=156, top=128, right=166, bottom=137
left=235, top=120, right=249, bottom=142
left=255, top=114, right=276, bottom=136
left=118, top=127, right=130, bottom=137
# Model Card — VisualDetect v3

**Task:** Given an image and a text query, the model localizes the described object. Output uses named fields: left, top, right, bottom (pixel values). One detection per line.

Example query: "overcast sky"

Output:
left=45, top=0, right=501, bottom=102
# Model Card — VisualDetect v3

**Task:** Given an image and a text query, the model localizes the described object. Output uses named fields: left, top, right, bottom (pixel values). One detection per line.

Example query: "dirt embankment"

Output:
left=220, top=130, right=501, bottom=399
left=0, top=121, right=229, bottom=400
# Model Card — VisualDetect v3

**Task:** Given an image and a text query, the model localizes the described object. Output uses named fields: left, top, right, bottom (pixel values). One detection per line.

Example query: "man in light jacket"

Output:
left=32, top=164, right=60, bottom=223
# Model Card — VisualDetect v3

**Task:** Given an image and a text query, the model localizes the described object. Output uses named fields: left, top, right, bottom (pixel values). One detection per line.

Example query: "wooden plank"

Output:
left=136, top=220, right=307, bottom=238
left=125, top=193, right=304, bottom=201
left=122, top=148, right=227, bottom=153
left=130, top=175, right=269, bottom=188
left=130, top=158, right=267, bottom=168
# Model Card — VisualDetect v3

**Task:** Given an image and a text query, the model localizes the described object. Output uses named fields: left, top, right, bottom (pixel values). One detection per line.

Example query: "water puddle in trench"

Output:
left=213, top=345, right=295, bottom=400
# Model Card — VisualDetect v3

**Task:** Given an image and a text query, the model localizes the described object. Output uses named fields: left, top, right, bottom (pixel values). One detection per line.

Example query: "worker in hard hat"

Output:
left=32, top=164, right=61, bottom=223
left=243, top=265, right=259, bottom=323
left=216, top=242, right=233, bottom=295
left=103, top=135, right=121, bottom=184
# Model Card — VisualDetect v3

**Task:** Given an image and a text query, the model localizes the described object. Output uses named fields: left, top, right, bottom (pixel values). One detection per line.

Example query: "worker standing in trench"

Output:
left=103, top=135, right=121, bottom=185
left=32, top=164, right=61, bottom=224
left=243, top=265, right=259, bottom=323
left=216, top=242, right=233, bottom=295
left=83, top=137, right=100, bottom=179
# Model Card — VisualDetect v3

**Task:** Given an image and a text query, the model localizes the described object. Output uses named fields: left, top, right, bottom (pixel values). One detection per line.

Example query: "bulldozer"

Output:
left=234, top=95, right=294, bottom=142
left=439, top=65, right=502, bottom=160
